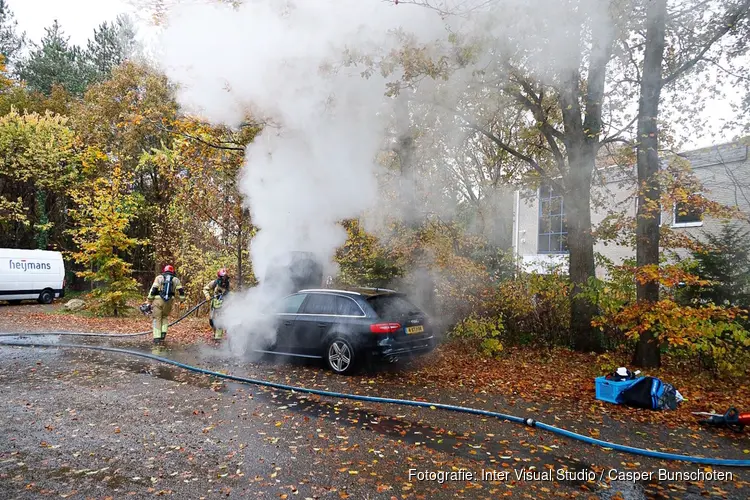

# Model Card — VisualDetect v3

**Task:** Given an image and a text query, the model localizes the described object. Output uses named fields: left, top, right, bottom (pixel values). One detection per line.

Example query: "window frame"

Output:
left=297, top=292, right=366, bottom=318
left=671, top=200, right=703, bottom=228
left=275, top=293, right=309, bottom=315
left=537, top=183, right=569, bottom=255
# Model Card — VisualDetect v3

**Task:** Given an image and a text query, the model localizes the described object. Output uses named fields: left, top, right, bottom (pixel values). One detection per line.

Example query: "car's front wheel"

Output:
left=326, top=337, right=356, bottom=375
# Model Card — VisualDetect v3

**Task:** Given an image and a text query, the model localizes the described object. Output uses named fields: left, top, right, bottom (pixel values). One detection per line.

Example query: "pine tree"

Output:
left=85, top=15, right=138, bottom=83
left=16, top=20, right=90, bottom=96
left=682, top=223, right=750, bottom=308
left=0, top=0, right=25, bottom=67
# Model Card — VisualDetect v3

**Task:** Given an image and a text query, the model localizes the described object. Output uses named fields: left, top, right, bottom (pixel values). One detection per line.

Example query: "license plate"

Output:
left=406, top=325, right=424, bottom=334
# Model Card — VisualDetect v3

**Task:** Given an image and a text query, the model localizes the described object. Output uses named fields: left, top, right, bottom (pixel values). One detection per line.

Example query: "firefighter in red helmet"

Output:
left=203, top=268, right=230, bottom=340
left=146, top=264, right=186, bottom=343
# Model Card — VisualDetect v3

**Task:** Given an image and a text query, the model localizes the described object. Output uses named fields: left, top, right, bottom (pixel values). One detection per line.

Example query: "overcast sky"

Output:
left=7, top=0, right=144, bottom=46
left=4, top=0, right=740, bottom=150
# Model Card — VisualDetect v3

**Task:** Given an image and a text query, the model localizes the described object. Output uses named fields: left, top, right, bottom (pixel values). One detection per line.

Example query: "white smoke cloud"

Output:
left=154, top=0, right=448, bottom=354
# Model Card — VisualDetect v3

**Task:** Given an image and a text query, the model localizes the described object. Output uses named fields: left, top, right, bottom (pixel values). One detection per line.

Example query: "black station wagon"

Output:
left=255, top=287, right=436, bottom=374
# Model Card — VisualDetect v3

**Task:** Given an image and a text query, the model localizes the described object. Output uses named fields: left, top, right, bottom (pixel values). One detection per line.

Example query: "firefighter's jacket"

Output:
left=148, top=273, right=185, bottom=303
left=203, top=279, right=229, bottom=301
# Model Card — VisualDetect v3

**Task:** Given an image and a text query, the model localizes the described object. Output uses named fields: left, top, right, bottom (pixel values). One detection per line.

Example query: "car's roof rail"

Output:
left=298, top=288, right=361, bottom=295
left=358, top=287, right=397, bottom=293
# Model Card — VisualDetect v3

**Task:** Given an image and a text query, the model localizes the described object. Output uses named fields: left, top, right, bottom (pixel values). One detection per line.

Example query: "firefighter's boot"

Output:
left=213, top=328, right=224, bottom=341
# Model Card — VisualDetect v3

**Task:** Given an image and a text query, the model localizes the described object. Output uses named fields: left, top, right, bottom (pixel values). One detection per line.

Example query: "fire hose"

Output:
left=0, top=320, right=748, bottom=467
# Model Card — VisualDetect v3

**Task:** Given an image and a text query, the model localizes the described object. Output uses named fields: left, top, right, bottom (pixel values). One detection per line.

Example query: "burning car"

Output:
left=255, top=286, right=436, bottom=374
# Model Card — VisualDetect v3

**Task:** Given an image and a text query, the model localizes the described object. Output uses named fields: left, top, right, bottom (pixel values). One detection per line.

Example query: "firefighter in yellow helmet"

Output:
left=203, top=268, right=230, bottom=340
left=147, top=264, right=186, bottom=343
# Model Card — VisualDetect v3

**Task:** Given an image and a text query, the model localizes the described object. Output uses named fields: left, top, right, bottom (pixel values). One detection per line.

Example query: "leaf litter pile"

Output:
left=393, top=342, right=750, bottom=432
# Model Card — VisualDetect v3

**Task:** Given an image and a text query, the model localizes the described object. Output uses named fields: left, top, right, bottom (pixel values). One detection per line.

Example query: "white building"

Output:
left=511, top=140, right=750, bottom=277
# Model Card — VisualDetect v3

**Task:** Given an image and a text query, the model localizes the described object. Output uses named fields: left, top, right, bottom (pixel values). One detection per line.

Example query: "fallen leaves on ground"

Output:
left=0, top=302, right=212, bottom=344
left=383, top=341, right=750, bottom=431
left=4, top=303, right=750, bottom=434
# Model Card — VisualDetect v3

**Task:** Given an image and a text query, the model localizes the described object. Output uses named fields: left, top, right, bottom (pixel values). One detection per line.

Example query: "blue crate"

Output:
left=595, top=376, right=641, bottom=404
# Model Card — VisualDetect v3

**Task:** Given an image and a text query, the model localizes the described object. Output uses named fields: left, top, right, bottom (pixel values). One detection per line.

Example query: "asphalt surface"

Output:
left=0, top=332, right=749, bottom=499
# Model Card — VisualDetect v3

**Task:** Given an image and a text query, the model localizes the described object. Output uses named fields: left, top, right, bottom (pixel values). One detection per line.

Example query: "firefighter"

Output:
left=203, top=268, right=230, bottom=340
left=147, top=264, right=186, bottom=343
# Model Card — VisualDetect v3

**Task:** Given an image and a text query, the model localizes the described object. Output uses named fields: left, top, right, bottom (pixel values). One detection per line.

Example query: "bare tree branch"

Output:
left=603, top=114, right=639, bottom=144
left=153, top=120, right=247, bottom=152
left=662, top=0, right=750, bottom=86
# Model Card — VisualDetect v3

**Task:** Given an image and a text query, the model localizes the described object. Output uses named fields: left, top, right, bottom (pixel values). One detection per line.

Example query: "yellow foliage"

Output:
left=67, top=164, right=143, bottom=316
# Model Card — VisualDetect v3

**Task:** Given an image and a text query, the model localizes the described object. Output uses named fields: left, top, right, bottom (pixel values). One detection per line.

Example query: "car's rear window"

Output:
left=366, top=295, right=422, bottom=318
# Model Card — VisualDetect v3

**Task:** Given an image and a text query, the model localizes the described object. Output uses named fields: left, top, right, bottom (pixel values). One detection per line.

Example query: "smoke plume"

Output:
left=154, top=0, right=619, bottom=353
left=155, top=0, right=447, bottom=353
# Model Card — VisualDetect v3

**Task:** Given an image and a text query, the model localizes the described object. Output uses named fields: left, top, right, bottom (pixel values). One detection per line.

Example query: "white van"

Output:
left=0, top=248, right=66, bottom=304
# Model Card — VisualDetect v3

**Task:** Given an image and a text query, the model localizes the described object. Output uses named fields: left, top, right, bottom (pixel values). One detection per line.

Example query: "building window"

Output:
left=537, top=183, right=568, bottom=254
left=672, top=200, right=703, bottom=227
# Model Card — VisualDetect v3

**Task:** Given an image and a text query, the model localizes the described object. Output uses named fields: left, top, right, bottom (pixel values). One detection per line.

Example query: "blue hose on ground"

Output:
left=0, top=339, right=749, bottom=467
left=0, top=300, right=207, bottom=338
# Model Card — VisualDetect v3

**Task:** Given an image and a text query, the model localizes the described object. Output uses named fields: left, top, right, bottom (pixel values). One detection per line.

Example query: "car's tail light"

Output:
left=370, top=322, right=401, bottom=334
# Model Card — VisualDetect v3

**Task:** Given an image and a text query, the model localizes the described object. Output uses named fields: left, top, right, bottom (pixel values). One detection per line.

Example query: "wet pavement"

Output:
left=0, top=332, right=749, bottom=499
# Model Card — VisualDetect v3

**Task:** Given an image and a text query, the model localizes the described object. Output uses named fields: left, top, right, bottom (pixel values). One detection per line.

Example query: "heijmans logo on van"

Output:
left=9, top=259, right=52, bottom=271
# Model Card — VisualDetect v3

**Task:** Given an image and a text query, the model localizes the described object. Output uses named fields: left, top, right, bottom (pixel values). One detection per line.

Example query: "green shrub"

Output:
left=450, top=313, right=505, bottom=357
left=485, top=271, right=572, bottom=348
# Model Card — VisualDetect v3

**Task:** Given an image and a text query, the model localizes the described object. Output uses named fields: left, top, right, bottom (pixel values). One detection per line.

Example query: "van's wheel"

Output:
left=38, top=289, right=54, bottom=304
left=325, top=337, right=357, bottom=375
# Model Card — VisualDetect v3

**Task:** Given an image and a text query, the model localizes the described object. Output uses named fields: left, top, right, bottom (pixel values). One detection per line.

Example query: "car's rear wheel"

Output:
left=326, top=337, right=356, bottom=375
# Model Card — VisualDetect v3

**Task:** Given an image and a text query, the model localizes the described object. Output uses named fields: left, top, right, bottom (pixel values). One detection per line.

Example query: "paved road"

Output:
left=0, top=336, right=748, bottom=499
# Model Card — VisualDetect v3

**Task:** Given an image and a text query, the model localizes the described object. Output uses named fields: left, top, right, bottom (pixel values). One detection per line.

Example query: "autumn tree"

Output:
left=336, top=218, right=405, bottom=287
left=384, top=0, right=637, bottom=352
left=73, top=61, right=178, bottom=280
left=0, top=108, right=78, bottom=249
left=138, top=115, right=261, bottom=294
left=630, top=0, right=750, bottom=367
left=631, top=0, right=669, bottom=367
left=68, top=157, right=142, bottom=316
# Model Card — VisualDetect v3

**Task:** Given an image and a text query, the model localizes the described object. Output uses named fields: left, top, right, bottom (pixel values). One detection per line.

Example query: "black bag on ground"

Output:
left=620, top=376, right=680, bottom=410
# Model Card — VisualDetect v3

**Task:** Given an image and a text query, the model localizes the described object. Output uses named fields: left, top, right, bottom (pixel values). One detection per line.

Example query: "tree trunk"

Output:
left=632, top=0, right=667, bottom=368
left=558, top=62, right=604, bottom=353
left=237, top=211, right=244, bottom=288
left=397, top=133, right=418, bottom=227
left=566, top=149, right=601, bottom=352
left=35, top=189, right=49, bottom=250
